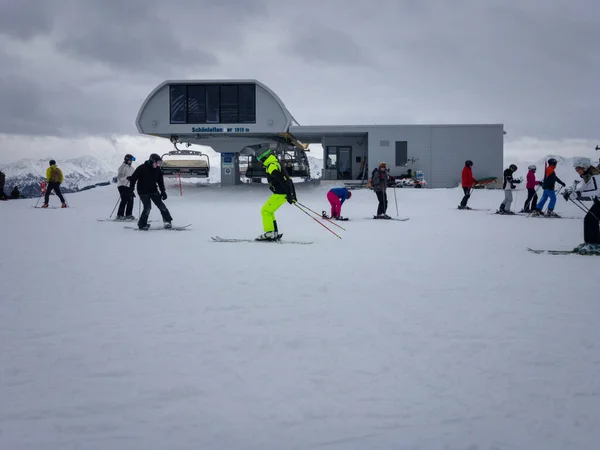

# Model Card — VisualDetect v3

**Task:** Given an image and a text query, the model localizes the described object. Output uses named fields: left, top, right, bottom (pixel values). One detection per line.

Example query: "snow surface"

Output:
left=1, top=180, right=599, bottom=450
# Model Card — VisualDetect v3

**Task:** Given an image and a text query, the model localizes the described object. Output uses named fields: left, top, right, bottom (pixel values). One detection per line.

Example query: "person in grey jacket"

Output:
left=116, top=154, right=136, bottom=220
left=371, top=162, right=391, bottom=219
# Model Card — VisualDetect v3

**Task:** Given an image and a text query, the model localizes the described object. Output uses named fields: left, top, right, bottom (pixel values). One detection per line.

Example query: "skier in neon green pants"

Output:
left=256, top=147, right=297, bottom=241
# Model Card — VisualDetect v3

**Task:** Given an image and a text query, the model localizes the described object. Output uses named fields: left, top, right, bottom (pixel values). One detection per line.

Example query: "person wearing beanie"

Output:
left=42, top=159, right=67, bottom=208
left=563, top=157, right=600, bottom=253
left=323, top=187, right=352, bottom=220
left=371, top=162, right=391, bottom=219
left=497, top=164, right=521, bottom=214
left=116, top=153, right=136, bottom=220
left=127, top=153, right=173, bottom=230
left=521, top=165, right=543, bottom=213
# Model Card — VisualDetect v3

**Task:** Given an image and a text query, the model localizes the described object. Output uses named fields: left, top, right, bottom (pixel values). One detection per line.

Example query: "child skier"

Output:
left=563, top=157, right=600, bottom=254
left=521, top=165, right=543, bottom=212
left=497, top=164, right=521, bottom=214
left=323, top=187, right=352, bottom=220
left=458, top=160, right=477, bottom=210
left=533, top=158, right=566, bottom=217
left=255, top=147, right=297, bottom=241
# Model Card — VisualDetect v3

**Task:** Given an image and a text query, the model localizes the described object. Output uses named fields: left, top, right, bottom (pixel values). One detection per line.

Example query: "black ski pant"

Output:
left=44, top=182, right=65, bottom=204
left=117, top=186, right=134, bottom=217
left=138, top=193, right=173, bottom=227
left=460, top=187, right=471, bottom=207
left=376, top=191, right=388, bottom=215
left=523, top=188, right=538, bottom=211
left=583, top=200, right=600, bottom=244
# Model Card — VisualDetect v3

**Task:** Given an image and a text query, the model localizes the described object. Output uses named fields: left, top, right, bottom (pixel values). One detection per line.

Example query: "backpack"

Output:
left=50, top=167, right=62, bottom=183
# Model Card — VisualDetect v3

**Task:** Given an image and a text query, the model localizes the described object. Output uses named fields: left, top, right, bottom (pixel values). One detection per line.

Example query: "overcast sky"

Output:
left=1, top=0, right=599, bottom=165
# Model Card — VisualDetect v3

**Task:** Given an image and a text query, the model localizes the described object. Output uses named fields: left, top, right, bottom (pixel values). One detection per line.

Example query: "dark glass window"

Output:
left=395, top=141, right=408, bottom=166
left=206, top=85, right=220, bottom=123
left=219, top=85, right=239, bottom=123
left=238, top=84, right=256, bottom=123
left=170, top=85, right=187, bottom=123
left=187, top=85, right=206, bottom=123
left=169, top=83, right=257, bottom=124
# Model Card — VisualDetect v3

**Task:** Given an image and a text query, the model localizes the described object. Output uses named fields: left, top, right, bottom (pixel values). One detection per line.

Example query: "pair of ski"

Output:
left=527, top=248, right=599, bottom=256
left=211, top=235, right=313, bottom=245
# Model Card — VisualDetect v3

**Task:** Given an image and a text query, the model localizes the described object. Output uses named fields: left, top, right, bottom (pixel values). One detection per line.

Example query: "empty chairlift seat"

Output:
left=160, top=149, right=210, bottom=178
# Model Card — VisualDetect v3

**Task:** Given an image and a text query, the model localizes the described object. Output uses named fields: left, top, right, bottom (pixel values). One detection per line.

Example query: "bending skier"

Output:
left=324, top=187, right=352, bottom=220
left=533, top=158, right=566, bottom=217
left=522, top=165, right=542, bottom=212
left=371, top=162, right=391, bottom=219
left=563, top=157, right=600, bottom=253
left=116, top=153, right=136, bottom=220
left=497, top=164, right=521, bottom=214
left=256, top=147, right=297, bottom=241
left=458, top=160, right=477, bottom=210
left=128, top=153, right=173, bottom=230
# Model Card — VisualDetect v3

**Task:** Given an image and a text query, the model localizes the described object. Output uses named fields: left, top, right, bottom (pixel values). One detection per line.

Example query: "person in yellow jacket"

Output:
left=42, top=159, right=67, bottom=208
left=255, top=147, right=297, bottom=241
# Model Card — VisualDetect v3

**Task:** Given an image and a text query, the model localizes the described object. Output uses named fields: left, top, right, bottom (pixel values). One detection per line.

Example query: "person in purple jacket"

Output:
left=522, top=164, right=543, bottom=212
left=323, top=187, right=352, bottom=220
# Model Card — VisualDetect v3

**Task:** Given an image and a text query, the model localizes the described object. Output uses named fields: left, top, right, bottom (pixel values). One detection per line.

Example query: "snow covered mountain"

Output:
left=0, top=156, right=119, bottom=198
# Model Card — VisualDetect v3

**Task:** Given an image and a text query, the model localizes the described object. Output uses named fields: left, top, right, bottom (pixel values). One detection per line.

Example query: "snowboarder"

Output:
left=563, top=157, right=600, bottom=254
left=521, top=165, right=543, bottom=212
left=532, top=158, right=566, bottom=217
left=371, top=162, right=391, bottom=218
left=497, top=164, right=521, bottom=214
left=128, top=153, right=173, bottom=230
left=116, top=153, right=136, bottom=220
left=255, top=146, right=297, bottom=241
left=324, top=187, right=352, bottom=220
left=458, top=160, right=477, bottom=209
left=42, top=160, right=67, bottom=208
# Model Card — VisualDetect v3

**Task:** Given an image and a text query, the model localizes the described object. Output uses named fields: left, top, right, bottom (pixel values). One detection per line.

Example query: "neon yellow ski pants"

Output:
left=261, top=193, right=287, bottom=232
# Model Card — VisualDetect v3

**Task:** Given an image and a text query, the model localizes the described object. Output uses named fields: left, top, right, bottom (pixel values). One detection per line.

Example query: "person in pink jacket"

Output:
left=522, top=165, right=542, bottom=212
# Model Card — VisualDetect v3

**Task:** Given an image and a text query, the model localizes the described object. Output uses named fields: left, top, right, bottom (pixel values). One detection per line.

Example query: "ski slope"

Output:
left=1, top=181, right=599, bottom=450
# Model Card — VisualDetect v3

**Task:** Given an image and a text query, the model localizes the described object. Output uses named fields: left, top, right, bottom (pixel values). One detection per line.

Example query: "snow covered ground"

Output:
left=1, top=180, right=599, bottom=450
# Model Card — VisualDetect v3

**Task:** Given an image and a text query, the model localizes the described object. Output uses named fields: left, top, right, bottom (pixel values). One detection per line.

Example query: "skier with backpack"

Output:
left=127, top=153, right=173, bottom=230
left=323, top=187, right=352, bottom=220
left=254, top=146, right=297, bottom=241
left=497, top=164, right=521, bottom=214
left=371, top=162, right=391, bottom=219
left=458, top=160, right=477, bottom=210
left=42, top=160, right=67, bottom=208
left=521, top=165, right=543, bottom=213
left=116, top=153, right=136, bottom=220
left=532, top=158, right=566, bottom=217
left=562, top=157, right=600, bottom=254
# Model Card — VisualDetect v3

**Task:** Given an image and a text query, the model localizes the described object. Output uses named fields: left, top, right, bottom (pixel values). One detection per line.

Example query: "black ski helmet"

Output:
left=548, top=158, right=558, bottom=166
left=465, top=160, right=473, bottom=167
left=124, top=153, right=135, bottom=162
left=149, top=153, right=162, bottom=163
left=509, top=164, right=517, bottom=171
left=49, top=159, right=56, bottom=166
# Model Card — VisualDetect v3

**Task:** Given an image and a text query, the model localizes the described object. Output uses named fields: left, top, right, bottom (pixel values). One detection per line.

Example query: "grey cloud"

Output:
left=0, top=0, right=54, bottom=40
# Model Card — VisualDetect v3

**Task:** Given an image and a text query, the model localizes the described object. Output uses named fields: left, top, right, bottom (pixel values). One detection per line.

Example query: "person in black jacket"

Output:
left=533, top=158, right=566, bottom=216
left=255, top=146, right=297, bottom=241
left=128, top=153, right=173, bottom=230
left=497, top=164, right=521, bottom=214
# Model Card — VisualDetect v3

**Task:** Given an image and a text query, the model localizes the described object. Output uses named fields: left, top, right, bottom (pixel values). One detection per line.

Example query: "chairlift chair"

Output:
left=160, top=145, right=210, bottom=178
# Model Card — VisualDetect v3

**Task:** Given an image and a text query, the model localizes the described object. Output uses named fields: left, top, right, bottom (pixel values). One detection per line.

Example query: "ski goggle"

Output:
left=155, top=160, right=163, bottom=167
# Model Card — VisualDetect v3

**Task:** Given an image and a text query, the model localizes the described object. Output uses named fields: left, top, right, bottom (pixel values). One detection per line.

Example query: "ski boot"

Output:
left=545, top=209, right=560, bottom=218
left=573, top=243, right=600, bottom=255
left=256, top=231, right=280, bottom=241
left=126, top=215, right=135, bottom=221
left=61, top=203, right=68, bottom=208
left=138, top=224, right=150, bottom=231
left=164, top=222, right=172, bottom=229
left=116, top=215, right=126, bottom=221
left=41, top=203, right=49, bottom=208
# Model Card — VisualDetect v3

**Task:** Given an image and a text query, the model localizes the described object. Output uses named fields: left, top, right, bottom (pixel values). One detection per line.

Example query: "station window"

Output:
left=169, top=83, right=256, bottom=124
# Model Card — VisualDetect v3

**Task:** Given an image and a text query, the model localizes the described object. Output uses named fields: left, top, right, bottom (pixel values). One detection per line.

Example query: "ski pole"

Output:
left=393, top=184, right=399, bottom=217
left=109, top=196, right=120, bottom=219
left=294, top=204, right=342, bottom=239
left=296, top=201, right=346, bottom=231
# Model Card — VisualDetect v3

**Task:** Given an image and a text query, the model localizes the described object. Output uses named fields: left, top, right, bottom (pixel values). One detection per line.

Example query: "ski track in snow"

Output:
left=1, top=182, right=599, bottom=450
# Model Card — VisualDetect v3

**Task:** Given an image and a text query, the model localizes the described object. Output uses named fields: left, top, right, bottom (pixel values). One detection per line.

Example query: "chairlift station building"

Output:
left=136, top=80, right=504, bottom=188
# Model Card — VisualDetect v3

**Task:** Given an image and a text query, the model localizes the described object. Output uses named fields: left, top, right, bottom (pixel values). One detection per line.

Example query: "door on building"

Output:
left=325, top=146, right=353, bottom=180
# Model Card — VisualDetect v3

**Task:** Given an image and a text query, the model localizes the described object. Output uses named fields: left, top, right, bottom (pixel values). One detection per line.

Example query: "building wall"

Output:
left=367, top=125, right=503, bottom=188
left=137, top=81, right=292, bottom=138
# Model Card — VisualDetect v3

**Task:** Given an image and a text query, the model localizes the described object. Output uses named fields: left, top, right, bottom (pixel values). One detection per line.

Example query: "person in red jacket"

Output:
left=458, top=160, right=477, bottom=209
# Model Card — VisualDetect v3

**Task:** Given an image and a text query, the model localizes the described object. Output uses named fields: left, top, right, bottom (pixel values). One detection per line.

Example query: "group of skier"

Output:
left=459, top=157, right=600, bottom=253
